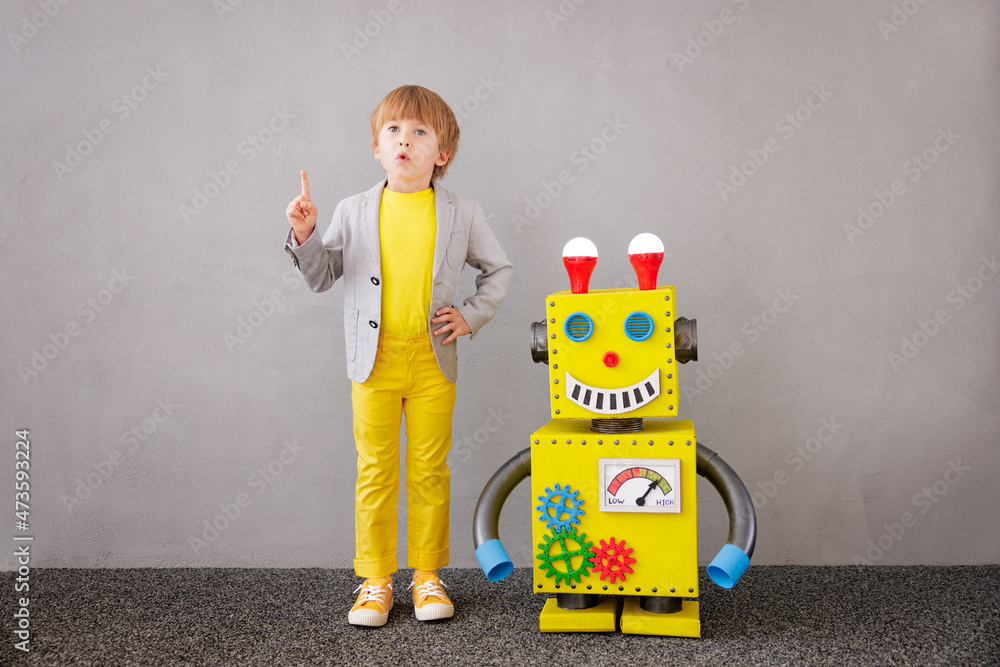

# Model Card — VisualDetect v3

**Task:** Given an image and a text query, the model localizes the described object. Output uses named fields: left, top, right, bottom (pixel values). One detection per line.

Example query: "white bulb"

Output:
left=562, top=237, right=598, bottom=258
left=628, top=232, right=664, bottom=255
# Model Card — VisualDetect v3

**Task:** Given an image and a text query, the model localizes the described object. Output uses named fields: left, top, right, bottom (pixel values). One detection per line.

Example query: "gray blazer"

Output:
left=284, top=179, right=513, bottom=383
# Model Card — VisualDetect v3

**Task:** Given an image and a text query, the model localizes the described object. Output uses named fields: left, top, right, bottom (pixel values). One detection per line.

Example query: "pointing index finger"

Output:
left=301, top=170, right=310, bottom=200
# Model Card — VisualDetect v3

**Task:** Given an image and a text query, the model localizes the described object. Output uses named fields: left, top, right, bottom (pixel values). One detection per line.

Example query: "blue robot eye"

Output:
left=564, top=312, right=594, bottom=342
left=623, top=311, right=654, bottom=341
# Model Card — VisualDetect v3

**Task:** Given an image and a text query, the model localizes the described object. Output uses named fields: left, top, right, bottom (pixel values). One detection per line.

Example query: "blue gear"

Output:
left=535, top=483, right=585, bottom=531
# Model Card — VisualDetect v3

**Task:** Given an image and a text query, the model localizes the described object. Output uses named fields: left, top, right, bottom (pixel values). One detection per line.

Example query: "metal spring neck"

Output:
left=590, top=418, right=643, bottom=433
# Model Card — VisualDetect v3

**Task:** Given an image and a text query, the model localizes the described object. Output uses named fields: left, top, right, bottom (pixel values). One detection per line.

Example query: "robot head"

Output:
left=533, top=233, right=695, bottom=420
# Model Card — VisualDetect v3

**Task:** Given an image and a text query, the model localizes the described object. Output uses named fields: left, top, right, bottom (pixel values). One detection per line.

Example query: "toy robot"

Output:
left=472, top=234, right=757, bottom=636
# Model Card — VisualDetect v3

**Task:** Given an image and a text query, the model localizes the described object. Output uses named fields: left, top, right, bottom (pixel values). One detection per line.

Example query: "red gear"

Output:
left=589, top=537, right=636, bottom=584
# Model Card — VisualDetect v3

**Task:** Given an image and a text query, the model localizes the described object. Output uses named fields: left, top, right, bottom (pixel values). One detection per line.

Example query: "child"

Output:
left=283, top=85, right=512, bottom=627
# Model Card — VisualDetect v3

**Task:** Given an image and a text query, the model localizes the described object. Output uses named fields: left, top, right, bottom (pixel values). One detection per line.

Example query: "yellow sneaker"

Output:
left=409, top=570, right=454, bottom=621
left=348, top=577, right=393, bottom=627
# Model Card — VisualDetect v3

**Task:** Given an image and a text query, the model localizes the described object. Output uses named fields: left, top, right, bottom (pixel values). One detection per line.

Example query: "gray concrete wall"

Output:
left=3, top=0, right=997, bottom=570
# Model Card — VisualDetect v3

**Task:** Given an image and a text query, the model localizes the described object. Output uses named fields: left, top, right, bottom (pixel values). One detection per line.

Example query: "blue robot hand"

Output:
left=707, top=544, right=751, bottom=589
left=476, top=539, right=514, bottom=581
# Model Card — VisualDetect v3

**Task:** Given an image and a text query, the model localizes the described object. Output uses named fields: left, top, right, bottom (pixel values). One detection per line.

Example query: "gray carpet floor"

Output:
left=2, top=566, right=997, bottom=666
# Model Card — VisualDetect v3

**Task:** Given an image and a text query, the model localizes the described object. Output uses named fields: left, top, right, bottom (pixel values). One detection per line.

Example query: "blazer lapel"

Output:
left=432, top=182, right=455, bottom=277
left=362, top=180, right=385, bottom=271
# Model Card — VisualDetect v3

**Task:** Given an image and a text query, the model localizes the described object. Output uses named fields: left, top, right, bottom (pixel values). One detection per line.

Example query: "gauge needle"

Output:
left=635, top=479, right=659, bottom=507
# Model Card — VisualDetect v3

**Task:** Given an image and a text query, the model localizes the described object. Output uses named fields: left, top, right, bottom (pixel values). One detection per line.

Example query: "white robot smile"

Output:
left=564, top=369, right=661, bottom=415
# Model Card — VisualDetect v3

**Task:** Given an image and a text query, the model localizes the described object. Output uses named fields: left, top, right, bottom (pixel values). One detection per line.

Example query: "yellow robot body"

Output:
left=530, top=418, right=699, bottom=598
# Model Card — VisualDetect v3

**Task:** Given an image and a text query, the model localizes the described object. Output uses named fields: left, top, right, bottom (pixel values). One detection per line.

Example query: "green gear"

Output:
left=536, top=527, right=594, bottom=585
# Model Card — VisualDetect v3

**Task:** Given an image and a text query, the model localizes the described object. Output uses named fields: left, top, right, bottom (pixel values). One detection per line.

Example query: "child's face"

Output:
left=374, top=118, right=450, bottom=192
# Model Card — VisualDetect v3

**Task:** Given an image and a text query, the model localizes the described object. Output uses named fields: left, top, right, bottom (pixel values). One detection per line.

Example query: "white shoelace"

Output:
left=409, top=578, right=448, bottom=600
left=353, top=582, right=391, bottom=605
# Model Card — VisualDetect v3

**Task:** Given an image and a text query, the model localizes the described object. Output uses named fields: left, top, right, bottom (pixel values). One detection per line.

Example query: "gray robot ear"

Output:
left=628, top=233, right=664, bottom=291
left=562, top=237, right=599, bottom=294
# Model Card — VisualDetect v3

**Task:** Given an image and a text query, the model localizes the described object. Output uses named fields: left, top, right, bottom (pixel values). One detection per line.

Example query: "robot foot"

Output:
left=538, top=596, right=618, bottom=633
left=620, top=597, right=700, bottom=637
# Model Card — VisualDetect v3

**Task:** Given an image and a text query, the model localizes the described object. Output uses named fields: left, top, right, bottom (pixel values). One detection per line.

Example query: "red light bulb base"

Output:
left=564, top=257, right=598, bottom=294
left=629, top=252, right=663, bottom=291
left=562, top=237, right=600, bottom=294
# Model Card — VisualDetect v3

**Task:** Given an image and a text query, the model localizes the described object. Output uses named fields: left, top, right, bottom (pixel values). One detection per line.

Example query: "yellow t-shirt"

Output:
left=378, top=186, right=436, bottom=336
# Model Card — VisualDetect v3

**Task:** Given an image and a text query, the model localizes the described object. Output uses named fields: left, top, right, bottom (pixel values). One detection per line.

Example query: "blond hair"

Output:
left=370, top=85, right=460, bottom=180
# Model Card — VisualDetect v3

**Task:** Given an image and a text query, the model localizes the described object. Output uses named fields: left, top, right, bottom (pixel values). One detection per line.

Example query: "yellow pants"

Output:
left=351, top=331, right=456, bottom=578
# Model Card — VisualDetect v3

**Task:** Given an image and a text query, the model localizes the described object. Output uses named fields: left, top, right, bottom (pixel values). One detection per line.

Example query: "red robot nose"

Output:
left=603, top=351, right=619, bottom=367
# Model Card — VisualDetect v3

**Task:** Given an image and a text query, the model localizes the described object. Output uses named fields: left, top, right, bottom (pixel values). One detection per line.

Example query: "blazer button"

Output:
left=371, top=276, right=380, bottom=285
left=369, top=320, right=378, bottom=328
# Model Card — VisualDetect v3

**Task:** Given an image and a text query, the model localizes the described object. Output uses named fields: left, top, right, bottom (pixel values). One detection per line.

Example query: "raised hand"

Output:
left=286, top=169, right=317, bottom=244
